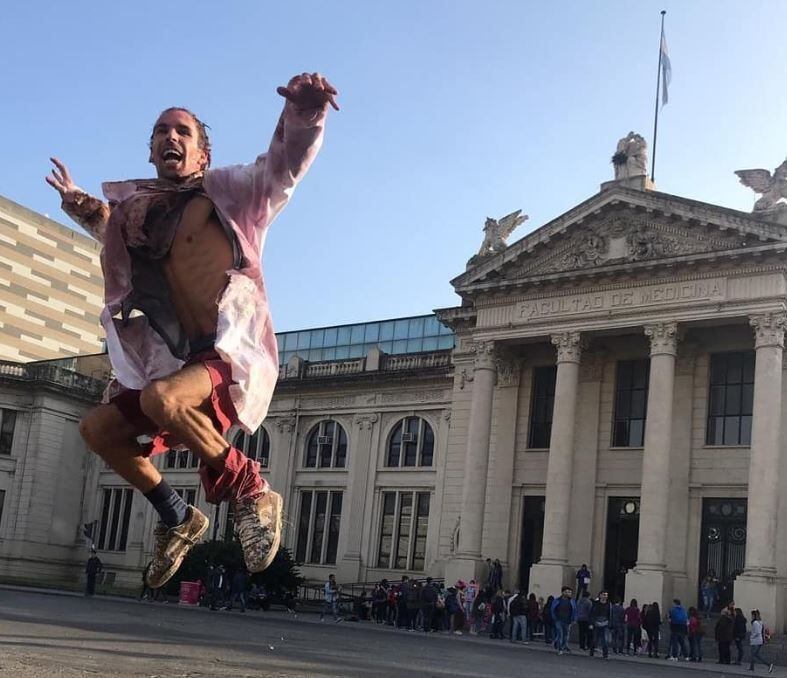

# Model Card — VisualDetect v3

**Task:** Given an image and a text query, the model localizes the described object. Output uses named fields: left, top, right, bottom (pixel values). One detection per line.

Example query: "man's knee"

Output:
left=139, top=380, right=180, bottom=424
left=80, top=405, right=133, bottom=452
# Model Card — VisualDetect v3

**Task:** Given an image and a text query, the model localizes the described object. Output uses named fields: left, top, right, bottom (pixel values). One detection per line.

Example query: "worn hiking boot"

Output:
left=233, top=490, right=283, bottom=573
left=145, top=506, right=209, bottom=589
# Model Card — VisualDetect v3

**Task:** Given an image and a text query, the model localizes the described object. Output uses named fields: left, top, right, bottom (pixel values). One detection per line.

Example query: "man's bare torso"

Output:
left=165, top=195, right=234, bottom=342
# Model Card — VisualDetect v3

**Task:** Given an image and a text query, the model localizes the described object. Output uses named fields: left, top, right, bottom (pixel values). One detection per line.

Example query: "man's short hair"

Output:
left=150, top=107, right=212, bottom=169
left=561, top=586, right=573, bottom=593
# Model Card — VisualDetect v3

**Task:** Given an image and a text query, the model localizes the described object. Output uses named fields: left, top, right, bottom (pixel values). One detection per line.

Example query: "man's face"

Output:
left=150, top=109, right=207, bottom=180
left=563, top=589, right=572, bottom=598
left=599, top=593, right=608, bottom=602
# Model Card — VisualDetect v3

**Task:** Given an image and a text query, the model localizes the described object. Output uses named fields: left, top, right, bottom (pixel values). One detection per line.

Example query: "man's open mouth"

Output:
left=161, top=149, right=183, bottom=165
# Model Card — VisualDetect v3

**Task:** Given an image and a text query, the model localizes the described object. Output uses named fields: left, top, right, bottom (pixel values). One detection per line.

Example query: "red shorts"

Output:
left=110, top=349, right=238, bottom=456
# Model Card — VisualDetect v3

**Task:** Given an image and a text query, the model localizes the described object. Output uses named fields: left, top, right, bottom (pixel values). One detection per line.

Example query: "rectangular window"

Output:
left=612, top=359, right=650, bottom=447
left=295, top=490, right=343, bottom=565
left=164, top=449, right=199, bottom=469
left=174, top=487, right=197, bottom=506
left=0, top=409, right=17, bottom=455
left=376, top=490, right=431, bottom=571
left=706, top=351, right=755, bottom=446
left=528, top=366, right=557, bottom=448
left=97, top=487, right=133, bottom=551
left=0, top=489, right=5, bottom=531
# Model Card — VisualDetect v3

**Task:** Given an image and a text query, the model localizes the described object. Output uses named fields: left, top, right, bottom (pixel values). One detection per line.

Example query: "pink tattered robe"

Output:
left=68, top=105, right=325, bottom=433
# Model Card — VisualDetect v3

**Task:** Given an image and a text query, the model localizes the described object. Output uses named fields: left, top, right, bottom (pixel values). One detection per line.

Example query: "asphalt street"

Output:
left=0, top=588, right=781, bottom=678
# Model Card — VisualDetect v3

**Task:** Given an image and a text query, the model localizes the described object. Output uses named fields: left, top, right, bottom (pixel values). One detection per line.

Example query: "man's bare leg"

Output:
left=80, top=401, right=209, bottom=588
left=79, top=404, right=160, bottom=492
left=139, top=363, right=281, bottom=573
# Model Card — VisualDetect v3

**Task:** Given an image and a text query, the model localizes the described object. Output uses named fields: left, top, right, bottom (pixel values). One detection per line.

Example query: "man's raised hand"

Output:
left=45, top=157, right=81, bottom=201
left=277, top=73, right=339, bottom=112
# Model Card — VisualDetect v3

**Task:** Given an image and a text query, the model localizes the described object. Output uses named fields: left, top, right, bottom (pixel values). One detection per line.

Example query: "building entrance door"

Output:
left=603, top=497, right=640, bottom=602
left=699, top=498, right=747, bottom=611
left=519, top=496, right=545, bottom=593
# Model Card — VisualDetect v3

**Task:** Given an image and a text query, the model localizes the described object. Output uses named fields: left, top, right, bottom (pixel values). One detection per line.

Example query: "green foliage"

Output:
left=166, top=540, right=303, bottom=598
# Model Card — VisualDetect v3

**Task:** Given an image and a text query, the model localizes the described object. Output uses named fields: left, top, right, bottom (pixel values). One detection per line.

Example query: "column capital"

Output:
left=274, top=414, right=297, bottom=433
left=353, top=413, right=379, bottom=431
left=750, top=312, right=787, bottom=349
left=551, top=332, right=585, bottom=364
left=495, top=353, right=522, bottom=388
left=471, top=340, right=497, bottom=371
left=644, top=322, right=679, bottom=356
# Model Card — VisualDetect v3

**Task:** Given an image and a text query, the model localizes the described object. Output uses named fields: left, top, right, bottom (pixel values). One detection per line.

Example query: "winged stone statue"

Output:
left=735, top=159, right=787, bottom=212
left=477, top=209, right=528, bottom=257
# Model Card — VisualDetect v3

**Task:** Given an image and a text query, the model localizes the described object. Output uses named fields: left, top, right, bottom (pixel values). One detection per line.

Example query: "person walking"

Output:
left=715, top=608, right=734, bottom=665
left=734, top=607, right=748, bottom=665
left=667, top=598, right=690, bottom=661
left=643, top=601, right=662, bottom=658
left=688, top=606, right=705, bottom=662
left=320, top=573, right=342, bottom=622
left=588, top=590, right=613, bottom=659
left=489, top=589, right=506, bottom=639
left=576, top=590, right=593, bottom=651
left=624, top=598, right=642, bottom=655
left=576, top=564, right=591, bottom=599
left=551, top=586, right=577, bottom=655
left=84, top=548, right=103, bottom=597
left=748, top=609, right=774, bottom=673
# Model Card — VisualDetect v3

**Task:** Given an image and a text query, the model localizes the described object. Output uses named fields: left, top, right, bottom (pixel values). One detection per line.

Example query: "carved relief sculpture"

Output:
left=750, top=312, right=787, bottom=349
left=735, top=160, right=787, bottom=213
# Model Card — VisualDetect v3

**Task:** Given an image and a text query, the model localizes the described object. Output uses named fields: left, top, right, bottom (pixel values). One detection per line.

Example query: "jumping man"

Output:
left=47, top=73, right=338, bottom=588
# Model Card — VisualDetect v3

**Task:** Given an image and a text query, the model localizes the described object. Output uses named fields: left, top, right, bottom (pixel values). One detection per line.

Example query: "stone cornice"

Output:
left=460, top=243, right=787, bottom=297
left=454, top=186, right=787, bottom=290
left=750, top=312, right=787, bottom=350
left=473, top=264, right=786, bottom=309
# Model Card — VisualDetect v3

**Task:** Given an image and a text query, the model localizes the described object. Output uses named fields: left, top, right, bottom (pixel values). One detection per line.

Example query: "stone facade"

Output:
left=4, top=179, right=787, bottom=633
left=0, top=195, right=104, bottom=362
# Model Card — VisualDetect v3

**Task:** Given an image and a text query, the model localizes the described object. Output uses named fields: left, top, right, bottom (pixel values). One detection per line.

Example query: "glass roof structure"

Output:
left=275, top=314, right=454, bottom=365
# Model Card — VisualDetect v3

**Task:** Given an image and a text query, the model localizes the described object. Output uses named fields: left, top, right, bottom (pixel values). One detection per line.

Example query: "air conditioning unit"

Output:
left=317, top=435, right=333, bottom=445
left=401, top=433, right=417, bottom=443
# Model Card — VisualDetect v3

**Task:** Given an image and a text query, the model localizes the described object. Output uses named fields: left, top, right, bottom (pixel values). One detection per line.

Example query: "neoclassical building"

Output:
left=3, top=151, right=787, bottom=629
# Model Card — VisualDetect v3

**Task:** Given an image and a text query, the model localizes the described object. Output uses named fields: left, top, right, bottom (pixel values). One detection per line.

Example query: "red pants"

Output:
left=110, top=350, right=265, bottom=503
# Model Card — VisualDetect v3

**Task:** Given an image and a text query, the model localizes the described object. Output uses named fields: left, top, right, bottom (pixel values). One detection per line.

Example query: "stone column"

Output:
left=735, top=312, right=786, bottom=628
left=445, top=340, right=497, bottom=584
left=337, top=413, right=378, bottom=582
left=529, top=331, right=584, bottom=598
left=626, top=322, right=679, bottom=608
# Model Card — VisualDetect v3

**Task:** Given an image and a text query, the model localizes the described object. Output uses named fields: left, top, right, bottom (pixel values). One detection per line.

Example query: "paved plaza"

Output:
left=0, top=588, right=782, bottom=677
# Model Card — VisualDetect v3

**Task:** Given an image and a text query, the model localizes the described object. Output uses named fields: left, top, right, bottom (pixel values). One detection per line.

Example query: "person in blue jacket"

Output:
left=551, top=586, right=578, bottom=655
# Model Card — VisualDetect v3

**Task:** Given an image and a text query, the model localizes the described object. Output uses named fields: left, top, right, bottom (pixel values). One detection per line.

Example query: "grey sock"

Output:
left=144, top=479, right=189, bottom=528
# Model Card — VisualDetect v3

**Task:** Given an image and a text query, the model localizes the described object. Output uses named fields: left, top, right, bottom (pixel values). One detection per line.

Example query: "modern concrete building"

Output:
left=0, top=195, right=104, bottom=361
left=4, top=157, right=787, bottom=631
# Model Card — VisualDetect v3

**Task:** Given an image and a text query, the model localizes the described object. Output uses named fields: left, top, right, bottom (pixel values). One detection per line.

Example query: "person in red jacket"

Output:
left=624, top=598, right=642, bottom=655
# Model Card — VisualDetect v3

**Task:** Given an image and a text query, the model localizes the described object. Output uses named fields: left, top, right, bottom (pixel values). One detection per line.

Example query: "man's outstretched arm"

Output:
left=45, top=157, right=110, bottom=243
left=205, top=72, right=339, bottom=232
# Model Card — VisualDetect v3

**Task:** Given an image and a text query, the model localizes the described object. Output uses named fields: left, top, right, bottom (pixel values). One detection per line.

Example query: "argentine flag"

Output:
left=660, top=25, right=671, bottom=106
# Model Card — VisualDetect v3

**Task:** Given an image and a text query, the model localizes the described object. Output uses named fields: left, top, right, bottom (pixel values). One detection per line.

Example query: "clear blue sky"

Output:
left=1, top=1, right=786, bottom=332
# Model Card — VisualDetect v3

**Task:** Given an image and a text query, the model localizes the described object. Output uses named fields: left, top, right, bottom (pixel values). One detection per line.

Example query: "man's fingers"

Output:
left=321, top=77, right=339, bottom=96
left=50, top=157, right=71, bottom=183
left=277, top=86, right=292, bottom=99
left=45, top=175, right=64, bottom=194
left=327, top=94, right=340, bottom=111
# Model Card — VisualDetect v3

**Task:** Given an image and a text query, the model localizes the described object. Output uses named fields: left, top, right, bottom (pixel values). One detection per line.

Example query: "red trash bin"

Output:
left=179, top=581, right=200, bottom=605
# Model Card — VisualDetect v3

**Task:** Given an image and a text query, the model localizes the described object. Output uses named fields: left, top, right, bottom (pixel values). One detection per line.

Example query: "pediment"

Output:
left=454, top=187, right=787, bottom=292
left=503, top=214, right=749, bottom=279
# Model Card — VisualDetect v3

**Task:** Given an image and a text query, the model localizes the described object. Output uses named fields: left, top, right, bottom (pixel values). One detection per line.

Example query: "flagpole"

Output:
left=651, top=10, right=666, bottom=183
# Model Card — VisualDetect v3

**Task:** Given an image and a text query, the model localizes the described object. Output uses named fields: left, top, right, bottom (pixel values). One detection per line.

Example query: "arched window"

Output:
left=304, top=420, right=348, bottom=468
left=386, top=417, right=434, bottom=467
left=233, top=426, right=271, bottom=468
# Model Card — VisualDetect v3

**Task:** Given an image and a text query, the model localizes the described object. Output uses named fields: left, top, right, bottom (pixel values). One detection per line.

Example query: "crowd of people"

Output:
left=327, top=569, right=776, bottom=673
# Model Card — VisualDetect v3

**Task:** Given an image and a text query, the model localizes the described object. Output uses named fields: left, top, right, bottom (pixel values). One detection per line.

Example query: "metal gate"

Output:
left=698, top=498, right=747, bottom=610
